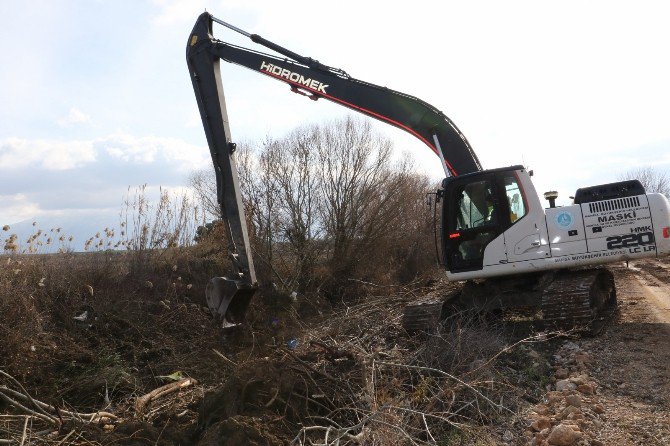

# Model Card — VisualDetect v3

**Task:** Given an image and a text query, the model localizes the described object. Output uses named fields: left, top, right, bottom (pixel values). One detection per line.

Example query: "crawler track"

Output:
left=403, top=269, right=618, bottom=334
left=401, top=298, right=445, bottom=332
left=540, top=269, right=617, bottom=334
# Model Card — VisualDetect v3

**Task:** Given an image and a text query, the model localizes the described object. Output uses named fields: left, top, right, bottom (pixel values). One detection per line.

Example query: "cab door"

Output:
left=443, top=174, right=506, bottom=272
left=501, top=171, right=550, bottom=262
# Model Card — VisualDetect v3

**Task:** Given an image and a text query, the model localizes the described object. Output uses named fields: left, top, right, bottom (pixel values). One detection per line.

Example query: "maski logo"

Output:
left=260, top=61, right=329, bottom=94
left=597, top=211, right=636, bottom=223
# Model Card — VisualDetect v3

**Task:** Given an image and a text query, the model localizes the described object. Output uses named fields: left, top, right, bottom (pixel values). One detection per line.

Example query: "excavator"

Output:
left=186, top=12, right=670, bottom=332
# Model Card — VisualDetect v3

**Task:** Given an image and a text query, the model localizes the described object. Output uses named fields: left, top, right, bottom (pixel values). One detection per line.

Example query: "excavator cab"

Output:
left=442, top=166, right=522, bottom=272
left=442, top=166, right=532, bottom=273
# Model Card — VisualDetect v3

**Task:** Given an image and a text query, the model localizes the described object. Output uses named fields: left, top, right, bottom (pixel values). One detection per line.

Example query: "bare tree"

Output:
left=189, top=116, right=436, bottom=295
left=266, top=126, right=324, bottom=292
left=189, top=140, right=260, bottom=221
left=316, top=117, right=396, bottom=278
left=238, top=139, right=282, bottom=280
left=378, top=156, right=439, bottom=282
left=188, top=168, right=219, bottom=219
left=618, top=166, right=670, bottom=197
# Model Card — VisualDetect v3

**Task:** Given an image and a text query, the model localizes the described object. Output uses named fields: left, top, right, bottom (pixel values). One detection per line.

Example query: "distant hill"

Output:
left=2, top=210, right=122, bottom=253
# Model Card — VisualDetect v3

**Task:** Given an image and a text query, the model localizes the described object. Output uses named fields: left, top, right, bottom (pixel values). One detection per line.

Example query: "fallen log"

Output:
left=135, top=378, right=197, bottom=416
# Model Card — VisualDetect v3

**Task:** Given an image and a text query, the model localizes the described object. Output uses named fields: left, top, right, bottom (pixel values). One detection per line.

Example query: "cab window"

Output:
left=454, top=180, right=497, bottom=229
left=503, top=175, right=526, bottom=223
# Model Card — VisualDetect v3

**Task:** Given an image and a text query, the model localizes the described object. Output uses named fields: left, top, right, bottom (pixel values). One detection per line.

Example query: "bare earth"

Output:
left=573, top=259, right=670, bottom=445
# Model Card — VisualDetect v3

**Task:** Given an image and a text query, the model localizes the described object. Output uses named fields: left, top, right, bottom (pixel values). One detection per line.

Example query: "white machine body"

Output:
left=446, top=168, right=670, bottom=281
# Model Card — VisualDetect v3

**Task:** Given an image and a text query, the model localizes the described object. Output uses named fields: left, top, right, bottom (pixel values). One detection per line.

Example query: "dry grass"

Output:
left=0, top=247, right=554, bottom=446
left=2, top=185, right=203, bottom=256
left=0, top=247, right=223, bottom=445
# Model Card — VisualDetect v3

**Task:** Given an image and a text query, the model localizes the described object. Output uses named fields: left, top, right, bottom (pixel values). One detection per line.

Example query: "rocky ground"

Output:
left=521, top=259, right=670, bottom=446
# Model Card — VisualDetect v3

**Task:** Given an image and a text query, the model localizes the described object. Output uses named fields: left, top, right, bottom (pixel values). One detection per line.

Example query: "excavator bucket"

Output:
left=205, top=277, right=257, bottom=327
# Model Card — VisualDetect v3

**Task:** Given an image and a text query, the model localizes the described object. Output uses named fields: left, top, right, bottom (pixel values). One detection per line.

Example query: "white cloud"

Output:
left=3, top=0, right=670, bottom=224
left=0, top=194, right=41, bottom=225
left=0, top=137, right=96, bottom=170
left=98, top=132, right=209, bottom=172
left=150, top=0, right=255, bottom=27
left=0, top=133, right=209, bottom=173
left=57, top=107, right=91, bottom=127
left=0, top=132, right=212, bottom=224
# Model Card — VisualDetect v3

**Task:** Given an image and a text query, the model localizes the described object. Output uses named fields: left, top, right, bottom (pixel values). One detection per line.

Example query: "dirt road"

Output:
left=568, top=259, right=670, bottom=444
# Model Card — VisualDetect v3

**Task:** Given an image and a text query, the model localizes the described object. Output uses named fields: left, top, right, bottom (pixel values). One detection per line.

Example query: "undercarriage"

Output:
left=403, top=268, right=618, bottom=334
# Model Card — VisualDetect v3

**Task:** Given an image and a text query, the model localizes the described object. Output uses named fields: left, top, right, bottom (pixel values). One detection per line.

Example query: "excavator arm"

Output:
left=186, top=14, right=259, bottom=326
left=186, top=12, right=482, bottom=324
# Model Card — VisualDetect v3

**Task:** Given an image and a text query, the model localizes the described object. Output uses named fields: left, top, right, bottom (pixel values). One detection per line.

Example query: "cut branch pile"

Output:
left=193, top=283, right=557, bottom=445
left=0, top=278, right=560, bottom=446
left=0, top=369, right=117, bottom=445
left=0, top=370, right=117, bottom=427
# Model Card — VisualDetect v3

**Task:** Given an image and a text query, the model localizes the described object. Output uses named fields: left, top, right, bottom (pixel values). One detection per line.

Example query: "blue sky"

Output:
left=2, top=0, right=670, bottom=230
